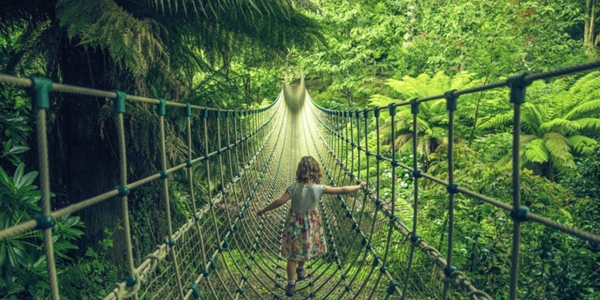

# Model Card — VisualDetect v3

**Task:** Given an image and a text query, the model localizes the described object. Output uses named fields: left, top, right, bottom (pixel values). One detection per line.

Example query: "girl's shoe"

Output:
left=297, top=268, right=307, bottom=281
left=285, top=282, right=296, bottom=297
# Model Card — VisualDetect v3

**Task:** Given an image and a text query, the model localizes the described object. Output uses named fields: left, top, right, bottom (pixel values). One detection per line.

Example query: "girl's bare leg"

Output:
left=287, top=259, right=297, bottom=281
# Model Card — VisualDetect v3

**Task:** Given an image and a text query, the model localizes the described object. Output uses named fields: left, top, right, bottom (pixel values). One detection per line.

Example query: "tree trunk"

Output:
left=48, top=35, right=132, bottom=266
left=585, top=0, right=598, bottom=52
left=346, top=87, right=353, bottom=107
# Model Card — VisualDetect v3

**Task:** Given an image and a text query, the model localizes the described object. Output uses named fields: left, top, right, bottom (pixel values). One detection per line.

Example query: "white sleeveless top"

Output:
left=287, top=182, right=325, bottom=211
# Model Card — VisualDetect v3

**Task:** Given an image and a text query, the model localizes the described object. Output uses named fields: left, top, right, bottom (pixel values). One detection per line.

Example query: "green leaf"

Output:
left=12, top=163, right=25, bottom=189
left=521, top=103, right=543, bottom=136
left=0, top=242, right=6, bottom=267
left=8, top=145, right=29, bottom=155
left=6, top=281, right=25, bottom=295
left=53, top=241, right=79, bottom=260
left=19, top=171, right=39, bottom=189
left=3, top=139, right=13, bottom=152
left=0, top=165, right=12, bottom=189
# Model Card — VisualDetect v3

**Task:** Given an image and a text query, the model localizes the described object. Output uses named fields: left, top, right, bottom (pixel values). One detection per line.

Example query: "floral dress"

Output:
left=281, top=183, right=327, bottom=261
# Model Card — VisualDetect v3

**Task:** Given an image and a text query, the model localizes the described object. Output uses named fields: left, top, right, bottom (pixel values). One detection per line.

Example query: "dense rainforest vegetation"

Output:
left=1, top=0, right=599, bottom=299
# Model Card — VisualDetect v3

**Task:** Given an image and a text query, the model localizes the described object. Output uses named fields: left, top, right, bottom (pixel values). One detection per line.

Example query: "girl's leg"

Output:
left=287, top=259, right=297, bottom=281
left=296, top=260, right=307, bottom=280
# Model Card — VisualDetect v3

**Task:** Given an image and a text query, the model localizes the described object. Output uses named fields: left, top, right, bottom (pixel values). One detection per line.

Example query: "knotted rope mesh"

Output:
left=1, top=60, right=600, bottom=300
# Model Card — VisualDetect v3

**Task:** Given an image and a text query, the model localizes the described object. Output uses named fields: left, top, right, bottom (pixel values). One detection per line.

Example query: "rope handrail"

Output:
left=312, top=112, right=492, bottom=299
left=311, top=60, right=600, bottom=113
left=311, top=98, right=600, bottom=245
left=0, top=59, right=599, bottom=300
left=0, top=73, right=275, bottom=113
left=308, top=61, right=600, bottom=300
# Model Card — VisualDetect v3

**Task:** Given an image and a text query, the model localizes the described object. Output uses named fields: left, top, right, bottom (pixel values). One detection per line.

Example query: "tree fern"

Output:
left=525, top=138, right=549, bottom=163
left=53, top=0, right=325, bottom=100
left=449, top=72, right=476, bottom=90
left=368, top=94, right=397, bottom=107
left=477, top=111, right=513, bottom=130
left=57, top=0, right=168, bottom=77
left=568, top=135, right=598, bottom=154
left=521, top=103, right=543, bottom=136
left=564, top=99, right=600, bottom=120
left=430, top=71, right=450, bottom=94
left=539, top=118, right=580, bottom=136
left=544, top=132, right=575, bottom=170
left=572, top=118, right=600, bottom=131
left=568, top=71, right=600, bottom=96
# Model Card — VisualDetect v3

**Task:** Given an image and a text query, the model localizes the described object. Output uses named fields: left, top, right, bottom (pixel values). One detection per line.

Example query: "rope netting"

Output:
left=0, top=60, right=600, bottom=300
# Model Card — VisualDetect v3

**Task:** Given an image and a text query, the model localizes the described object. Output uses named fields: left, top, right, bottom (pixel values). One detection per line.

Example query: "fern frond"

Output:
left=520, top=134, right=538, bottom=144
left=428, top=99, right=447, bottom=115
left=450, top=72, right=475, bottom=90
left=568, top=135, right=598, bottom=154
left=385, top=78, right=406, bottom=94
left=569, top=71, right=600, bottom=96
left=431, top=71, right=450, bottom=93
left=369, top=94, right=399, bottom=107
left=521, top=103, right=543, bottom=136
left=399, top=137, right=414, bottom=154
left=413, top=73, right=432, bottom=95
left=539, top=118, right=580, bottom=136
left=524, top=138, right=548, bottom=163
left=429, top=126, right=448, bottom=140
left=572, top=118, right=600, bottom=131
left=428, top=114, right=448, bottom=126
left=58, top=0, right=169, bottom=77
left=416, top=116, right=432, bottom=133
left=548, top=152, right=576, bottom=173
left=394, top=133, right=412, bottom=151
left=549, top=90, right=576, bottom=118
left=549, top=77, right=570, bottom=91
left=543, top=132, right=572, bottom=163
left=386, top=77, right=415, bottom=97
left=477, top=112, right=512, bottom=130
left=564, top=99, right=600, bottom=120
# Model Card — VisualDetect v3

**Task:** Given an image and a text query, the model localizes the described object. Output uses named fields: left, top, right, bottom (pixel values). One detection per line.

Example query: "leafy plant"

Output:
left=0, top=163, right=86, bottom=299
left=479, top=73, right=600, bottom=179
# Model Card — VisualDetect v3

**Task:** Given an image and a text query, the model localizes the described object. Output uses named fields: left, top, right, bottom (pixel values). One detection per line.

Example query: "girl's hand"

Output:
left=257, top=209, right=265, bottom=217
left=359, top=182, right=367, bottom=189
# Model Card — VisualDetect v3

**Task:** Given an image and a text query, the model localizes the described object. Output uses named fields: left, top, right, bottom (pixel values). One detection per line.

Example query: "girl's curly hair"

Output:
left=296, top=156, right=322, bottom=184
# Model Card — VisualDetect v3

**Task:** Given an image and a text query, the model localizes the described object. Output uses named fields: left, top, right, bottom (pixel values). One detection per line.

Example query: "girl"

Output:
left=257, top=156, right=366, bottom=297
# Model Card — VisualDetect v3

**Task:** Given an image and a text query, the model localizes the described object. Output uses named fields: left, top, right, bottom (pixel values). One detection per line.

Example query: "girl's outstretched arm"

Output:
left=257, top=191, right=291, bottom=217
left=324, top=182, right=366, bottom=195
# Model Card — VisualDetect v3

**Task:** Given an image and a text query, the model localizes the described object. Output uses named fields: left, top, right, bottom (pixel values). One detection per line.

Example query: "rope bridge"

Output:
left=1, top=61, right=600, bottom=300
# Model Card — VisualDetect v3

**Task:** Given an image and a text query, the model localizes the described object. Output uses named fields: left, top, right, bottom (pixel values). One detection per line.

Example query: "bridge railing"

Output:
left=309, top=61, right=600, bottom=300
left=0, top=73, right=281, bottom=299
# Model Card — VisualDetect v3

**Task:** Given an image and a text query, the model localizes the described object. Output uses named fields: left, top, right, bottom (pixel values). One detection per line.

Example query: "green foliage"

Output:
left=0, top=161, right=121, bottom=299
left=58, top=229, right=120, bottom=300
left=414, top=140, right=599, bottom=299
left=0, top=85, right=32, bottom=167
left=54, top=0, right=324, bottom=101
left=0, top=162, right=90, bottom=299
left=297, top=0, right=405, bottom=107
left=367, top=72, right=482, bottom=169
left=478, top=73, right=600, bottom=178
left=57, top=0, right=168, bottom=77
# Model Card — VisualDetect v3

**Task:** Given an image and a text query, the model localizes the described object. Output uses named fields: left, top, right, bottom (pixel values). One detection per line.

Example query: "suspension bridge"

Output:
left=1, top=61, right=600, bottom=300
